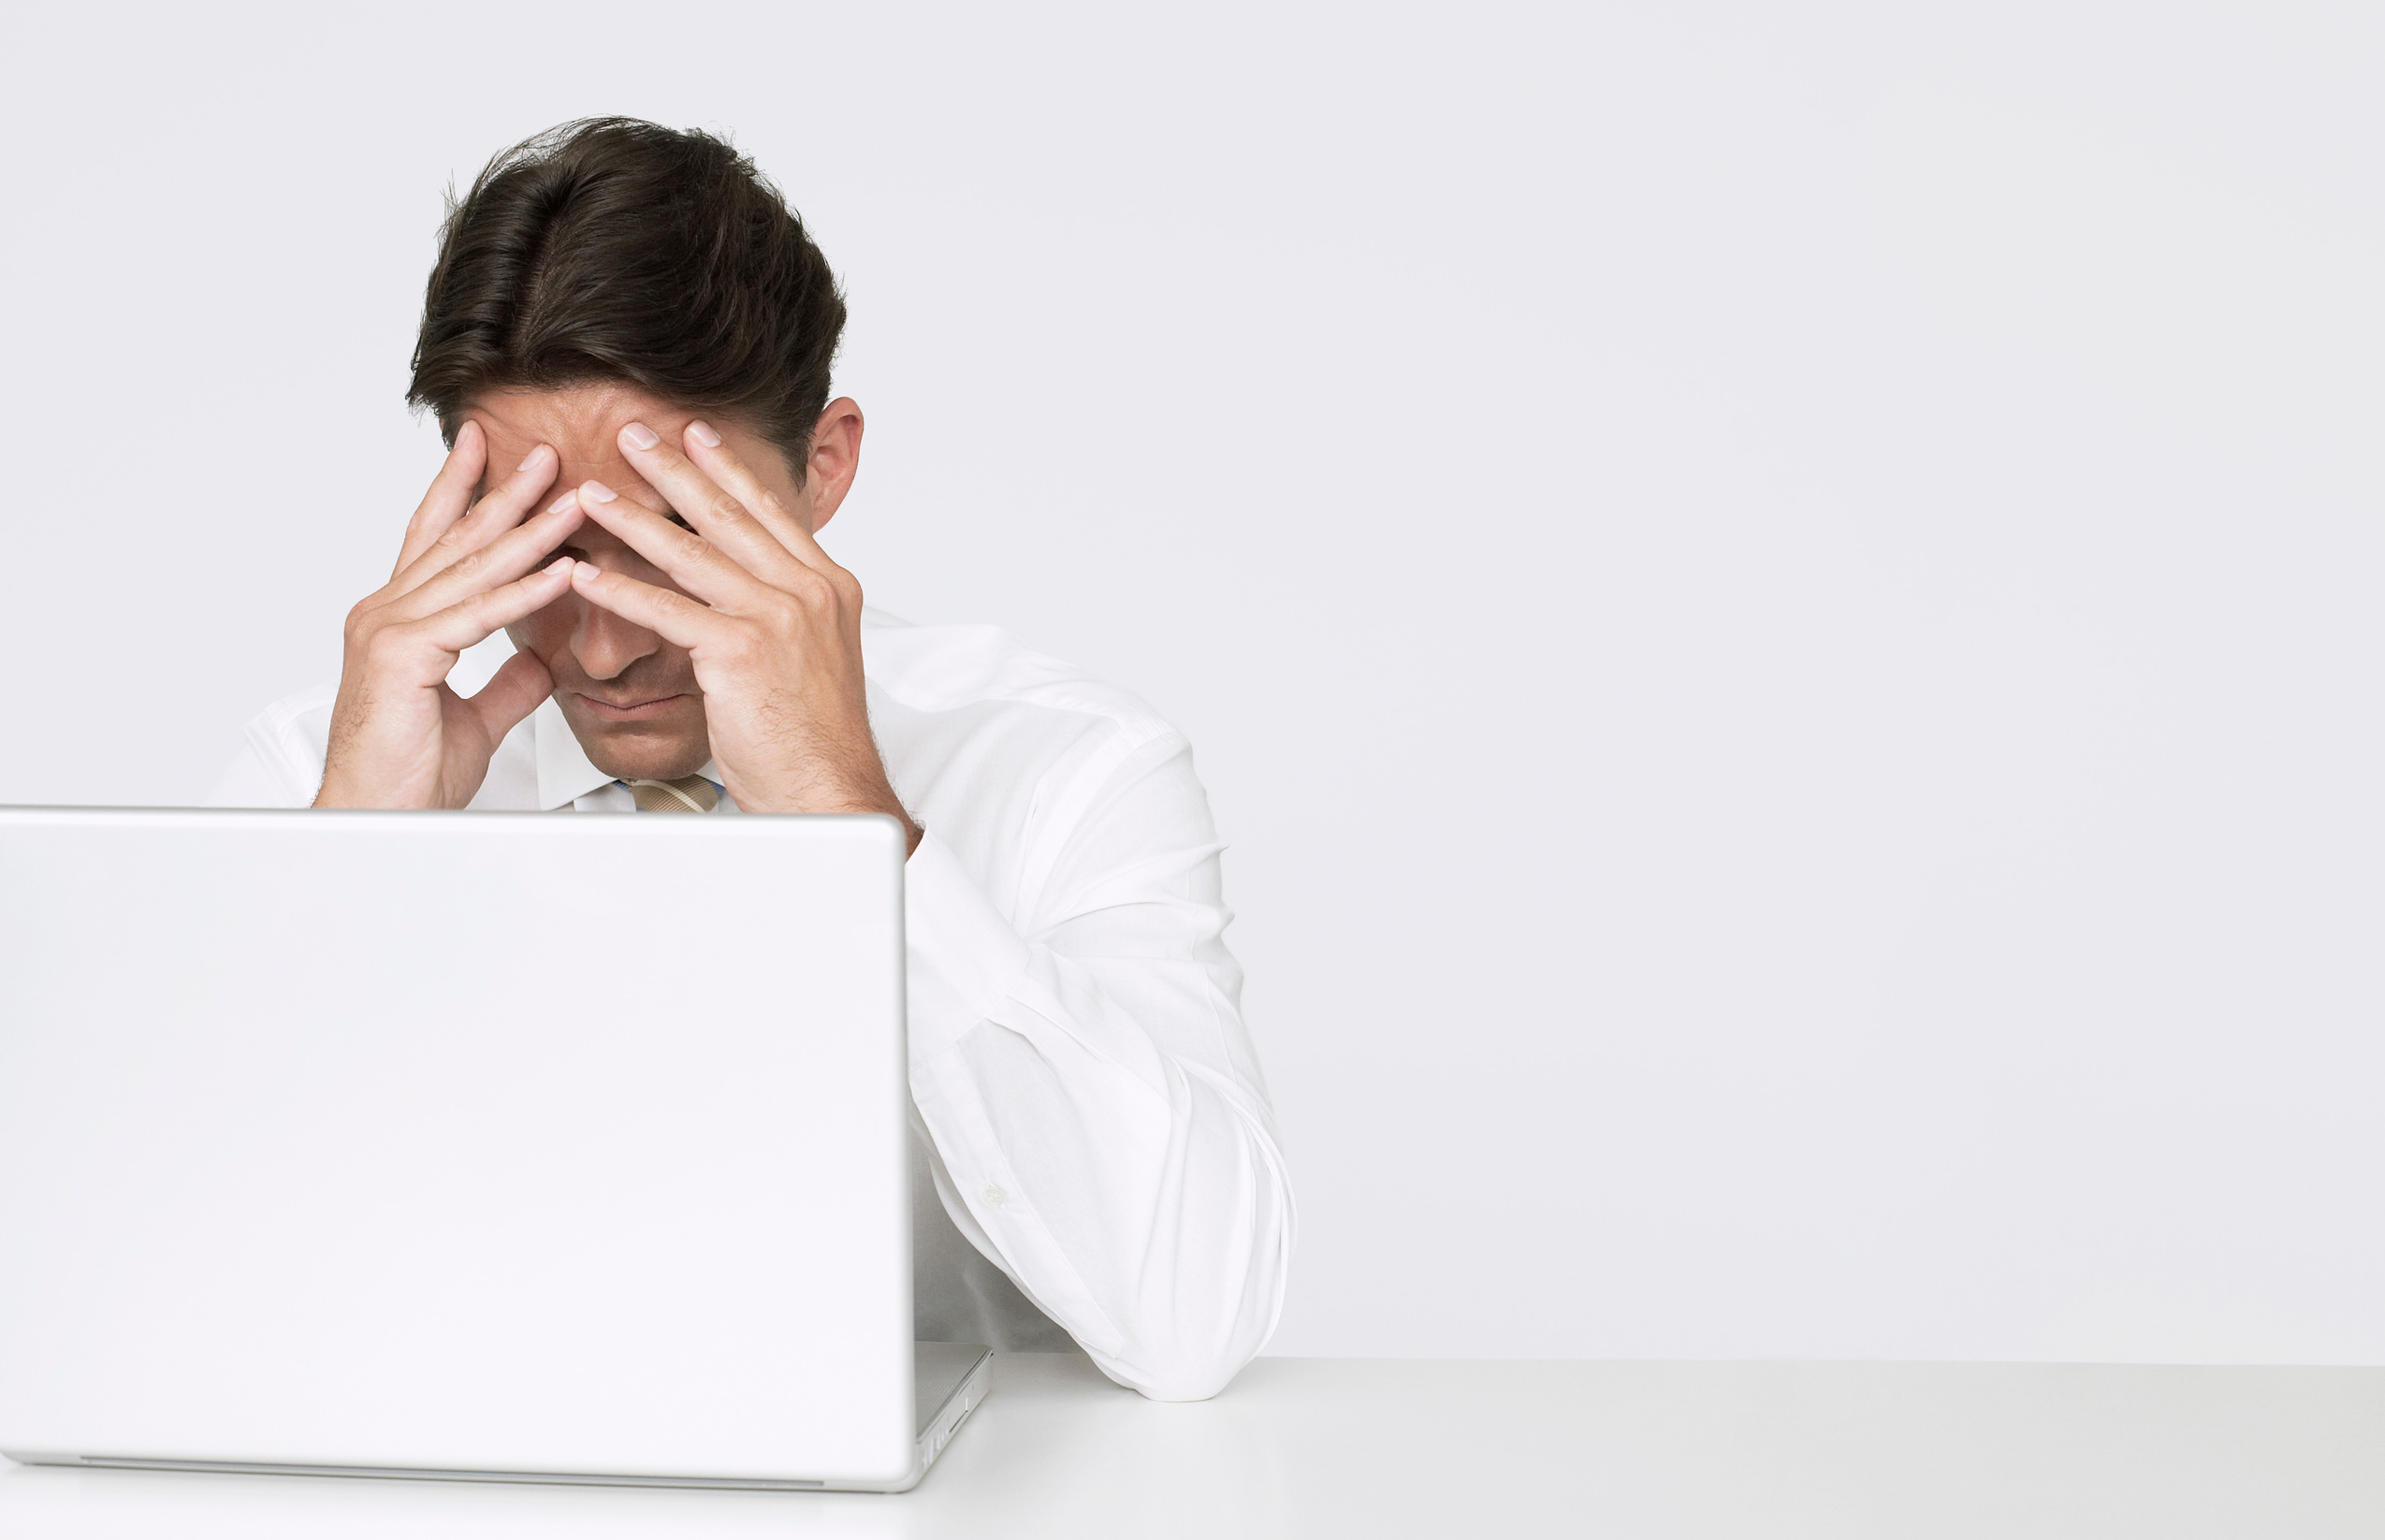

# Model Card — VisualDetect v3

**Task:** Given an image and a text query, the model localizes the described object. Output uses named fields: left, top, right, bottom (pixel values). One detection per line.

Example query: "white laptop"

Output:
left=0, top=806, right=988, bottom=1492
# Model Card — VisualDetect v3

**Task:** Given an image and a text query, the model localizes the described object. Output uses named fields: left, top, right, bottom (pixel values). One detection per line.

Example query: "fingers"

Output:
left=393, top=492, right=586, bottom=622
left=677, top=421, right=862, bottom=603
left=393, top=420, right=488, bottom=578
left=612, top=421, right=818, bottom=587
left=464, top=647, right=556, bottom=747
left=572, top=479, right=783, bottom=614
left=388, top=442, right=563, bottom=600
left=392, top=556, right=579, bottom=659
left=566, top=559, right=737, bottom=653
left=681, top=423, right=842, bottom=577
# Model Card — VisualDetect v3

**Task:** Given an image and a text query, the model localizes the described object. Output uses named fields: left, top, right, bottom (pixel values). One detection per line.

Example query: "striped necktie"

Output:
left=624, top=775, right=720, bottom=813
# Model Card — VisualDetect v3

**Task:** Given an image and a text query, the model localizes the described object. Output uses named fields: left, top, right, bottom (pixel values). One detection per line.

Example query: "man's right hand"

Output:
left=314, top=421, right=585, bottom=809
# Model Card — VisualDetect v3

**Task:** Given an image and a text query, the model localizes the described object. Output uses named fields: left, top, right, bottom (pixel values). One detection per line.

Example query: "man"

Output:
left=209, top=118, right=1292, bottom=1402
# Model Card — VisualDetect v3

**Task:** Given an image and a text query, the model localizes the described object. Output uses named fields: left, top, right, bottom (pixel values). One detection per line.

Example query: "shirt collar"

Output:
left=531, top=697, right=723, bottom=809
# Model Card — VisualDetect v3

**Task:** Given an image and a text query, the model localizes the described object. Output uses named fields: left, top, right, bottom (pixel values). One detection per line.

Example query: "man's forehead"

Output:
left=461, top=384, right=686, bottom=501
left=464, top=384, right=693, bottom=463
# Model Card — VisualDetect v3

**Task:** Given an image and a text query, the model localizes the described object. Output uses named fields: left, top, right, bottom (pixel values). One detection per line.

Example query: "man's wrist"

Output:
left=761, top=772, right=922, bottom=856
left=826, top=791, right=922, bottom=858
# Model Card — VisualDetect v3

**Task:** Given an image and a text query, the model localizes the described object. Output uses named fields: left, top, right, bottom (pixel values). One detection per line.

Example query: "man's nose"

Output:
left=570, top=592, right=662, bottom=681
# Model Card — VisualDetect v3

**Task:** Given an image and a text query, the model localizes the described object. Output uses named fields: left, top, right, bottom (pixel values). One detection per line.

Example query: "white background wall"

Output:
left=6, top=2, right=2380, bottom=1363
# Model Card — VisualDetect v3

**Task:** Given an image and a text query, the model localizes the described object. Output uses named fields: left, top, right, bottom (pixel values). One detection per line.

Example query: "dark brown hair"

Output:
left=407, top=118, right=847, bottom=476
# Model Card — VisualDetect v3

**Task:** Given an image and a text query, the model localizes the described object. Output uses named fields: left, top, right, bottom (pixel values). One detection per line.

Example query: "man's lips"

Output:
left=573, top=690, right=693, bottom=723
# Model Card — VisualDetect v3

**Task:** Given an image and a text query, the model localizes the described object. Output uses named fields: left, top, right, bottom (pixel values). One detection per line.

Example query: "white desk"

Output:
left=6, top=1352, right=2383, bottom=1537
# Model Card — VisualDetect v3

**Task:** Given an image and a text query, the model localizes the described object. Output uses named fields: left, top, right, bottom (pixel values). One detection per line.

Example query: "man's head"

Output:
left=407, top=119, right=859, bottom=781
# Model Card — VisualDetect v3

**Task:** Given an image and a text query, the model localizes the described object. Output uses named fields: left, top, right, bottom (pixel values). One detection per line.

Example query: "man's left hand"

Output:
left=566, top=420, right=921, bottom=850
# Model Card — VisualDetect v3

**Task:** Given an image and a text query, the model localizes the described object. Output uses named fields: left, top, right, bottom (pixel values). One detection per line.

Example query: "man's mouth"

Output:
left=574, top=690, right=691, bottom=723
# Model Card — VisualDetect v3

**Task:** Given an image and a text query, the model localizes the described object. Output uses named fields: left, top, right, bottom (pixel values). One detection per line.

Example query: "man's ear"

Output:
left=803, top=398, right=865, bottom=533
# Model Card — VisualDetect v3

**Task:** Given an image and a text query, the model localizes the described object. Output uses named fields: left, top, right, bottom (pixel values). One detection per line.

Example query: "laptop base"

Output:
left=4, top=1344, right=992, bottom=1496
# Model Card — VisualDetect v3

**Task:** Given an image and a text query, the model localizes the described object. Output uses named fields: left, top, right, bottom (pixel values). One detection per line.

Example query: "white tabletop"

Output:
left=7, top=1352, right=2384, bottom=1538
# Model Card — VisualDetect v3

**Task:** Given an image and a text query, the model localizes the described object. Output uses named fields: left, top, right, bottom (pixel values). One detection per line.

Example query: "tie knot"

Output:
left=625, top=775, right=720, bottom=813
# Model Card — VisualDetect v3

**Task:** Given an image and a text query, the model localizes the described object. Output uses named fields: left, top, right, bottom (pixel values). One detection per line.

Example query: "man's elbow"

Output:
left=1096, top=1281, right=1287, bottom=1402
left=1088, top=1119, right=1294, bottom=1402
left=1102, top=1338, right=1260, bottom=1402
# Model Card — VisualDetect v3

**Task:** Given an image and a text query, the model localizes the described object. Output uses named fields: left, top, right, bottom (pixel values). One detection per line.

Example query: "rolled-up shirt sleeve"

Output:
left=902, top=734, right=1294, bottom=1402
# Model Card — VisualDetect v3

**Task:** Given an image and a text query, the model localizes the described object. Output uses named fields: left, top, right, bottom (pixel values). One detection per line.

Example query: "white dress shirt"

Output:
left=208, top=608, right=1294, bottom=1402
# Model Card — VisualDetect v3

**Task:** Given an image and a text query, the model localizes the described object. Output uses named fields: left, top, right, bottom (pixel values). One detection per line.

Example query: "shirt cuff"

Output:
left=906, top=831, right=1035, bottom=1063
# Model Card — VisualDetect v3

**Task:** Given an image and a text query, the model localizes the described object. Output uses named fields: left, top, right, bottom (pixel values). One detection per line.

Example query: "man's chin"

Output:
left=560, top=698, right=712, bottom=782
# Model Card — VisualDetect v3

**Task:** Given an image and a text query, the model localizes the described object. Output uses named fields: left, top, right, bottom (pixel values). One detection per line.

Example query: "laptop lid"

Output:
left=0, top=806, right=918, bottom=1487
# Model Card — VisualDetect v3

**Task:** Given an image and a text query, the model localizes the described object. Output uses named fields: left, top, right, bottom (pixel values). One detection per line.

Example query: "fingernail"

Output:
left=547, top=493, right=577, bottom=515
left=620, top=422, right=660, bottom=451
left=516, top=445, right=546, bottom=472
left=545, top=556, right=574, bottom=576
left=687, top=420, right=722, bottom=449
left=581, top=481, right=618, bottom=503
left=574, top=560, right=602, bottom=582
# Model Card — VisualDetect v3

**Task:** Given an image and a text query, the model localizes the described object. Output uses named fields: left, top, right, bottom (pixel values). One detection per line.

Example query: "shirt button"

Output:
left=982, top=1184, right=1008, bottom=1208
